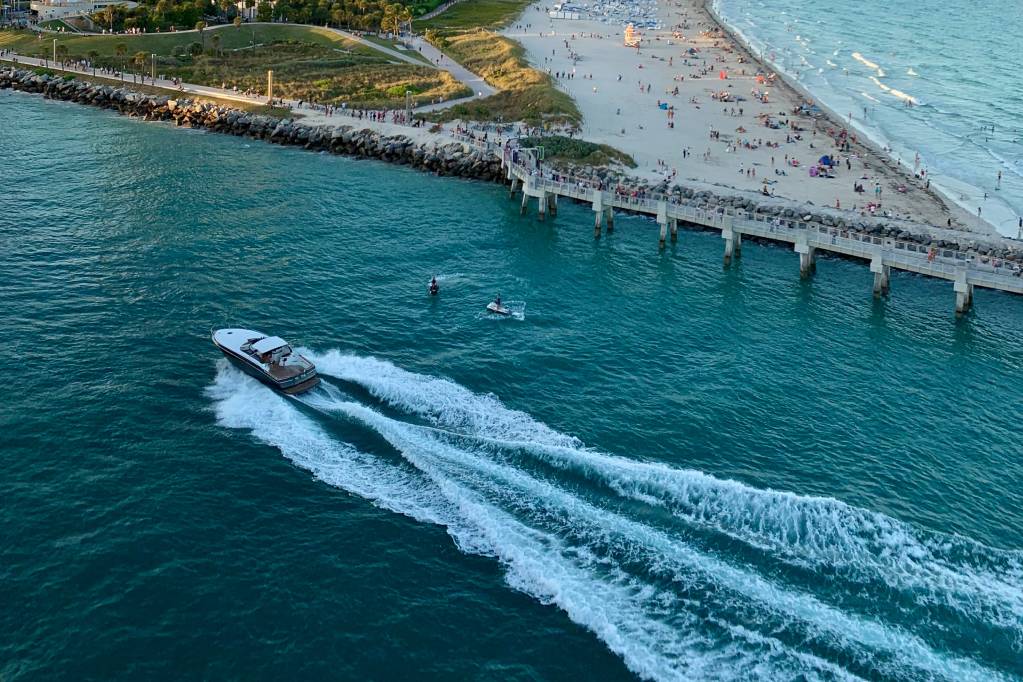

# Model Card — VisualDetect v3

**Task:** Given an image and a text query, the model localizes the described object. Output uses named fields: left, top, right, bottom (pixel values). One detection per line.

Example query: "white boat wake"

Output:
left=207, top=353, right=1023, bottom=681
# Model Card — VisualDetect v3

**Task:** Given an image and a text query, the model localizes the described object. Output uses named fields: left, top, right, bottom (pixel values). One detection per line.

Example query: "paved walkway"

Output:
left=0, top=52, right=471, bottom=133
left=29, top=21, right=496, bottom=110
left=418, top=0, right=465, bottom=21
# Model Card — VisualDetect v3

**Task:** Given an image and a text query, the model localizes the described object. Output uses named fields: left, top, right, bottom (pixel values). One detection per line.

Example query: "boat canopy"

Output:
left=251, top=336, right=289, bottom=354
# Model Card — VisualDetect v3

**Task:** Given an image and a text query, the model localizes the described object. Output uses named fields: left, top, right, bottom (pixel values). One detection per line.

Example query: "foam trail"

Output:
left=323, top=397, right=1009, bottom=681
left=221, top=369, right=847, bottom=680
left=308, top=352, right=1023, bottom=637
left=325, top=399, right=866, bottom=680
left=206, top=361, right=457, bottom=529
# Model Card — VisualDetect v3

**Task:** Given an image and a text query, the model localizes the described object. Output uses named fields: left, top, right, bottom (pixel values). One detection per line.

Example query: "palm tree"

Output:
left=195, top=21, right=206, bottom=51
left=399, top=6, right=412, bottom=35
left=87, top=49, right=99, bottom=75
left=54, top=43, right=68, bottom=64
left=115, top=42, right=127, bottom=80
left=133, top=50, right=146, bottom=82
left=210, top=32, right=221, bottom=56
left=233, top=15, right=242, bottom=28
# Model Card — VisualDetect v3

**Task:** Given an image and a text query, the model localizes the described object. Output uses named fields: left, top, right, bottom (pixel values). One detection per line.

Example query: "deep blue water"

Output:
left=714, top=0, right=1023, bottom=236
left=2, top=90, right=1023, bottom=680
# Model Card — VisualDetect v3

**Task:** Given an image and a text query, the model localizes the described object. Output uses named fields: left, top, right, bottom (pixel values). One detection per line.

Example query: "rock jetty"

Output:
left=0, top=67, right=504, bottom=181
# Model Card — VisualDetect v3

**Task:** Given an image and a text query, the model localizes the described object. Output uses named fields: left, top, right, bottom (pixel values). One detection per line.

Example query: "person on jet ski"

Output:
left=429, top=276, right=439, bottom=295
left=494, top=293, right=502, bottom=307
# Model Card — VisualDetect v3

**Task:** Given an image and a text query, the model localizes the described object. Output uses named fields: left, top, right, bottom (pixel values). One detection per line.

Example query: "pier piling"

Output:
left=670, top=218, right=678, bottom=243
left=795, top=239, right=816, bottom=278
left=537, top=191, right=547, bottom=221
left=954, top=271, right=974, bottom=315
left=520, top=191, right=528, bottom=215
left=870, top=255, right=890, bottom=297
left=657, top=201, right=668, bottom=250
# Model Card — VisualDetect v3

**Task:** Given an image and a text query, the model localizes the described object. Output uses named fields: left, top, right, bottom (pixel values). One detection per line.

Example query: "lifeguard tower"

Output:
left=624, top=23, right=641, bottom=48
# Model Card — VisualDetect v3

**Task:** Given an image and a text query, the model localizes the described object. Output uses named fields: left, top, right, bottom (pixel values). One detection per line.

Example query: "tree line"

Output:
left=91, top=0, right=427, bottom=34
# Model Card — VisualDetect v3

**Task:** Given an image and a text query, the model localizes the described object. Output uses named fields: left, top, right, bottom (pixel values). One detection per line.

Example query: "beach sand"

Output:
left=504, top=0, right=996, bottom=235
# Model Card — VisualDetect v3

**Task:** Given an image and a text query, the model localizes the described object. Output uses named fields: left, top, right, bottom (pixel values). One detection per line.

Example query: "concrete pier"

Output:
left=520, top=191, right=528, bottom=215
left=548, top=193, right=558, bottom=217
left=537, top=190, right=548, bottom=221
left=484, top=135, right=1023, bottom=314
left=508, top=177, right=520, bottom=199
left=871, top=254, right=890, bottom=297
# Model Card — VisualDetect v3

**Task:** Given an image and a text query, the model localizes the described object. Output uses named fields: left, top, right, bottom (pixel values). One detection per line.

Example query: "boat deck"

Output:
left=267, top=363, right=309, bottom=380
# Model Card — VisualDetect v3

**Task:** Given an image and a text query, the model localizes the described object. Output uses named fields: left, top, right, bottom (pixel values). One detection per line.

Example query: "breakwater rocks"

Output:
left=0, top=67, right=504, bottom=182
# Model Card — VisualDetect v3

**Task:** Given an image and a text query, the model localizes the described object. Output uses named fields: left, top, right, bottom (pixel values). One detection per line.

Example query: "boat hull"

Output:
left=214, top=340, right=321, bottom=395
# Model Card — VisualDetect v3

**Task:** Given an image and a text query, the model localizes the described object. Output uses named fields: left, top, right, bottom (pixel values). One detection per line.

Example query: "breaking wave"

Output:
left=851, top=51, right=880, bottom=71
left=209, top=353, right=1023, bottom=680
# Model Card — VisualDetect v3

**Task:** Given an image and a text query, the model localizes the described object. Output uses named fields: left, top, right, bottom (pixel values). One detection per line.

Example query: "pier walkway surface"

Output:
left=454, top=133, right=1023, bottom=314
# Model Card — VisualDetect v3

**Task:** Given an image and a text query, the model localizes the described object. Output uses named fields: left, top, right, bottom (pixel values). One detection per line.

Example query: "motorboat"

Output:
left=212, top=328, right=320, bottom=394
left=486, top=302, right=511, bottom=316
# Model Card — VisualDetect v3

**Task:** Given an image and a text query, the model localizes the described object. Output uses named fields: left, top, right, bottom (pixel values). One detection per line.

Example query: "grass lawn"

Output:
left=0, top=24, right=379, bottom=61
left=166, top=45, right=469, bottom=106
left=0, top=25, right=469, bottom=107
left=519, top=135, right=636, bottom=168
left=358, top=34, right=434, bottom=65
left=414, top=0, right=532, bottom=31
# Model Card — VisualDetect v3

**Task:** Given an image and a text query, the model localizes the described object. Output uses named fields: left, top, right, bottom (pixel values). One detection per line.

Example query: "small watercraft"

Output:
left=211, top=328, right=320, bottom=394
left=428, top=277, right=439, bottom=296
left=486, top=301, right=511, bottom=316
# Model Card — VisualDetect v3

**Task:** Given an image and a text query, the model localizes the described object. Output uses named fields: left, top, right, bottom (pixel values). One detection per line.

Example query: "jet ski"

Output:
left=486, top=301, right=511, bottom=316
left=428, top=277, right=439, bottom=296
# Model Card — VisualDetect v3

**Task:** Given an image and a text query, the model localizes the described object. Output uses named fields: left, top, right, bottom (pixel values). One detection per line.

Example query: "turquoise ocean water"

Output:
left=713, top=0, right=1023, bottom=236
left=2, top=91, right=1023, bottom=680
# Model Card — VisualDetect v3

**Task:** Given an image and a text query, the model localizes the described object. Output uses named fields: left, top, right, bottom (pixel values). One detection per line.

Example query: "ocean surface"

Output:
left=713, top=0, right=1023, bottom=237
left=2, top=90, right=1023, bottom=681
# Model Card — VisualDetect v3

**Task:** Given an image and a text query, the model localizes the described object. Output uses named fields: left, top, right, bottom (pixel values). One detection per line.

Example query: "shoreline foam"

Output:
left=705, top=0, right=1019, bottom=237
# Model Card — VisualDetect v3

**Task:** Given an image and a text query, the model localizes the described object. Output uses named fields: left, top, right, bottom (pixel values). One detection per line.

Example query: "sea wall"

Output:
left=0, top=67, right=505, bottom=182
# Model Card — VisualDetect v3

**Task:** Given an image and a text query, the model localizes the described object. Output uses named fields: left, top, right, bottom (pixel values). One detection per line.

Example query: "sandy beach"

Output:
left=504, top=0, right=997, bottom=235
